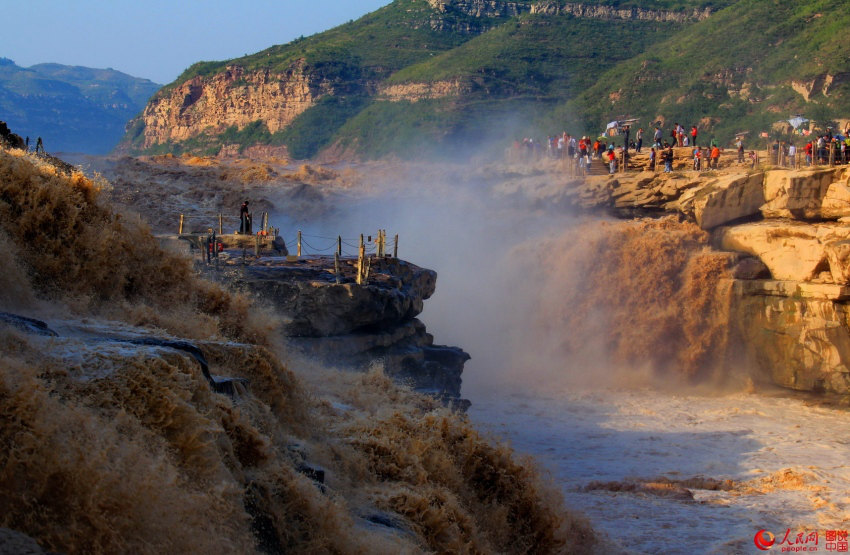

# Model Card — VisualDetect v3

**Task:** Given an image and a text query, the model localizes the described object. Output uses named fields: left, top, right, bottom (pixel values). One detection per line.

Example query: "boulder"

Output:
left=821, top=179, right=850, bottom=219
left=825, top=240, right=850, bottom=284
left=719, top=220, right=850, bottom=282
left=761, top=168, right=846, bottom=219
left=689, top=172, right=765, bottom=229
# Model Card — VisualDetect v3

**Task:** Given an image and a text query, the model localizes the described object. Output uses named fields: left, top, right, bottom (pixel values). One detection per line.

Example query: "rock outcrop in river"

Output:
left=194, top=250, right=470, bottom=407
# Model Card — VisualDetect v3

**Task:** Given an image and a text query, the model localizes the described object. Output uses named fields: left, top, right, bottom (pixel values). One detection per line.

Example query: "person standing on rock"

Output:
left=654, top=126, right=663, bottom=148
left=35, top=137, right=43, bottom=154
left=648, top=147, right=656, bottom=171
left=710, top=145, right=720, bottom=169
left=636, top=128, right=643, bottom=153
left=664, top=145, right=674, bottom=173
left=239, top=200, right=252, bottom=234
left=691, top=125, right=698, bottom=147
left=788, top=143, right=797, bottom=168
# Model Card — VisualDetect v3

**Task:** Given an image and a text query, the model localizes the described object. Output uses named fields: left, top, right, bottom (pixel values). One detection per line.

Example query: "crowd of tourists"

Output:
left=510, top=122, right=850, bottom=173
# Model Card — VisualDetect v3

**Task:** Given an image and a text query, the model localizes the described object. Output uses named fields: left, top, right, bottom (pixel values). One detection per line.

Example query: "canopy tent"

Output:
left=788, top=116, right=809, bottom=130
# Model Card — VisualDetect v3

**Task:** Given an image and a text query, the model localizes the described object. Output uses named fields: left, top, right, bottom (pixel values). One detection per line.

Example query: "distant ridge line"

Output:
left=426, top=0, right=714, bottom=22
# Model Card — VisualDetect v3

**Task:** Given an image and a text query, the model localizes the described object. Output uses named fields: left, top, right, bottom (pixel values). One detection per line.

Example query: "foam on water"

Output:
left=469, top=387, right=850, bottom=553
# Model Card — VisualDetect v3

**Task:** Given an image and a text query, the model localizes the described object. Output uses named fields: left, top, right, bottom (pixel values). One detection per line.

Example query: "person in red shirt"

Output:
left=804, top=141, right=813, bottom=166
left=710, top=146, right=720, bottom=169
left=691, top=125, right=698, bottom=147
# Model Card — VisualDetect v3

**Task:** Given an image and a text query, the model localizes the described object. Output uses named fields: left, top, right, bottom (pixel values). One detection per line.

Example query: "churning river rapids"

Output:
left=468, top=388, right=850, bottom=554
left=297, top=178, right=850, bottom=555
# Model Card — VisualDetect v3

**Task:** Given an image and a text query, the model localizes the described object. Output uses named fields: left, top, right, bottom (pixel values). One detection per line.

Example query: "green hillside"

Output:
left=559, top=0, right=850, bottom=144
left=0, top=59, right=160, bottom=153
left=335, top=12, right=686, bottom=157
left=124, top=0, right=850, bottom=159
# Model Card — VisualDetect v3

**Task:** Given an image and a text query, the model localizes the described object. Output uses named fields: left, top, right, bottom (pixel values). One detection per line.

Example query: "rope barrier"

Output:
left=300, top=238, right=338, bottom=253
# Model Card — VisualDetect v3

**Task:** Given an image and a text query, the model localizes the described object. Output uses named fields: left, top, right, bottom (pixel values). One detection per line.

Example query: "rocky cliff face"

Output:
left=496, top=151, right=850, bottom=396
left=427, top=0, right=713, bottom=22
left=530, top=2, right=713, bottom=22
left=197, top=253, right=470, bottom=406
left=129, top=1, right=716, bottom=155
left=136, top=63, right=336, bottom=149
left=427, top=0, right=526, bottom=18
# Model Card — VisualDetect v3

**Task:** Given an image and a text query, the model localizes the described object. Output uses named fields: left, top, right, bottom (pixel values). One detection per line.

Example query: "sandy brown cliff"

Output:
left=129, top=0, right=719, bottom=156
left=137, top=62, right=337, bottom=150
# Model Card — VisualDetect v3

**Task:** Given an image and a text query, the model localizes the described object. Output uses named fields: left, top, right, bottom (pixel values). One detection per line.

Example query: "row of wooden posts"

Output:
left=294, top=229, right=397, bottom=259
left=330, top=230, right=396, bottom=285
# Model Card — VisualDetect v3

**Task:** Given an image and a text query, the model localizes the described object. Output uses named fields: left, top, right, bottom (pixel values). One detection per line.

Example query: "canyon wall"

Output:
left=136, top=63, right=335, bottom=149
left=129, top=0, right=717, bottom=155
left=498, top=151, right=850, bottom=395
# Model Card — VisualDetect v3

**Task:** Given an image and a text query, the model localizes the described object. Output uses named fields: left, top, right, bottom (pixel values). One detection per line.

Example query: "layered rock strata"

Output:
left=137, top=63, right=337, bottom=149
left=202, top=254, right=470, bottom=405
left=499, top=157, right=850, bottom=396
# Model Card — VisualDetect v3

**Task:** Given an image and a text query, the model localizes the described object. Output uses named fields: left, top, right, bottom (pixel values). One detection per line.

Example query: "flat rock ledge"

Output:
left=203, top=254, right=470, bottom=405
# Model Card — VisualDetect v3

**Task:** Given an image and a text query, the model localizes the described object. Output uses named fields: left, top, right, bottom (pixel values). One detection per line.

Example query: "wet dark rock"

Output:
left=286, top=319, right=470, bottom=405
left=120, top=337, right=249, bottom=396
left=0, top=528, right=46, bottom=555
left=296, top=463, right=326, bottom=488
left=0, top=312, right=248, bottom=398
left=0, top=312, right=58, bottom=336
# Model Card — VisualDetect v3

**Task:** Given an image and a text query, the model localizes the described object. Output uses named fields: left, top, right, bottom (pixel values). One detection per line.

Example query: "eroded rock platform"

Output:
left=198, top=252, right=470, bottom=405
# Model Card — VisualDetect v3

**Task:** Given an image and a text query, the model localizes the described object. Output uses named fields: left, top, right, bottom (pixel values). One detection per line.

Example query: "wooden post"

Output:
left=393, top=234, right=398, bottom=258
left=218, top=213, right=223, bottom=235
left=337, top=236, right=342, bottom=256
left=254, top=234, right=260, bottom=256
left=179, top=214, right=184, bottom=234
left=830, top=142, right=835, bottom=166
left=334, top=252, right=341, bottom=284
left=356, top=234, right=365, bottom=285
left=297, top=230, right=302, bottom=257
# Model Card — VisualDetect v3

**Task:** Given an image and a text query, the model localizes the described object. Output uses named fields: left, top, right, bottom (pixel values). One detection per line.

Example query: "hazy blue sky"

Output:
left=3, top=1, right=391, bottom=84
